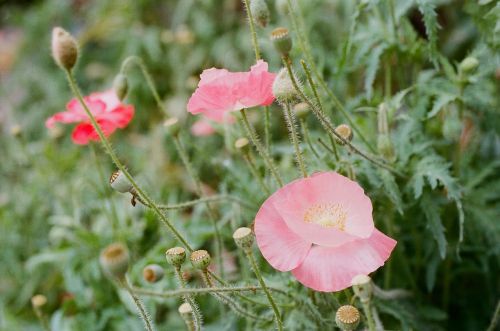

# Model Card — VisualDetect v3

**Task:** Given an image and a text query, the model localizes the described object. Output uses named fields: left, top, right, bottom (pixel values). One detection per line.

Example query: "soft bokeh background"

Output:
left=1, top=0, right=499, bottom=330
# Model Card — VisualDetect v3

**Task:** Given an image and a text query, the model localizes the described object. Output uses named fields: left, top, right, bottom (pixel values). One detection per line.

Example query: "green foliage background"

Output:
left=0, top=0, right=499, bottom=330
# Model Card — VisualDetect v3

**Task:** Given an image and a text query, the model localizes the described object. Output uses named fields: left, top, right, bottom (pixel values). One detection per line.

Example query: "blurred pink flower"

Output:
left=190, top=119, right=216, bottom=137
left=187, top=60, right=276, bottom=123
left=46, top=90, right=134, bottom=145
left=254, top=172, right=396, bottom=292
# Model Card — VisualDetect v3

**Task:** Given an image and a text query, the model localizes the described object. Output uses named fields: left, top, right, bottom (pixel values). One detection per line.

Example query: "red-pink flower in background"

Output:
left=187, top=60, right=276, bottom=123
left=190, top=119, right=216, bottom=137
left=46, top=90, right=134, bottom=145
left=254, top=172, right=396, bottom=292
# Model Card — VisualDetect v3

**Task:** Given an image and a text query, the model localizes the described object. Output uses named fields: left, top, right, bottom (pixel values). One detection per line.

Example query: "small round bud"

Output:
left=163, top=117, right=181, bottom=136
left=335, top=305, right=360, bottom=331
left=113, top=74, right=129, bottom=101
left=142, top=264, right=165, bottom=283
left=51, top=27, right=78, bottom=71
left=272, top=68, right=298, bottom=102
left=234, top=137, right=250, bottom=154
left=178, top=302, right=193, bottom=318
left=190, top=250, right=211, bottom=270
left=109, top=170, right=133, bottom=193
left=250, top=0, right=270, bottom=28
left=100, top=243, right=130, bottom=279
left=270, top=27, right=292, bottom=56
left=165, top=247, right=186, bottom=267
left=459, top=57, right=479, bottom=73
left=233, top=227, right=254, bottom=250
left=293, top=102, right=310, bottom=119
left=351, top=274, right=373, bottom=303
left=31, top=295, right=47, bottom=308
left=334, top=124, right=353, bottom=145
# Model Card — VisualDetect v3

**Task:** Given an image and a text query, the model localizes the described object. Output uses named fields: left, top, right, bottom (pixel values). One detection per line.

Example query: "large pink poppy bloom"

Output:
left=187, top=60, right=276, bottom=123
left=254, top=172, right=397, bottom=292
left=46, top=90, right=134, bottom=145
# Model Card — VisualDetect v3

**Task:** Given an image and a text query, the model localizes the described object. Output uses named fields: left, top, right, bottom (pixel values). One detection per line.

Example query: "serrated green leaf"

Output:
left=378, top=168, right=404, bottom=214
left=417, top=0, right=441, bottom=64
left=365, top=43, right=387, bottom=100
left=422, top=193, right=447, bottom=259
left=427, top=93, right=457, bottom=118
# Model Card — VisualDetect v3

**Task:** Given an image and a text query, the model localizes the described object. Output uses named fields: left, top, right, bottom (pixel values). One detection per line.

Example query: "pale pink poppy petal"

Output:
left=46, top=99, right=105, bottom=128
left=238, top=60, right=276, bottom=107
left=88, top=90, right=121, bottom=111
left=191, top=119, right=216, bottom=136
left=199, top=68, right=230, bottom=86
left=97, top=105, right=135, bottom=128
left=255, top=195, right=312, bottom=272
left=291, top=229, right=397, bottom=292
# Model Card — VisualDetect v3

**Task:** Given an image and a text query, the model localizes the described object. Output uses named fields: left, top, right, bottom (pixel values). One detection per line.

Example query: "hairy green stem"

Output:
left=121, top=278, right=155, bottom=331
left=245, top=250, right=283, bottom=330
left=121, top=56, right=164, bottom=113
left=33, top=306, right=51, bottom=331
left=174, top=267, right=203, bottom=331
left=300, top=119, right=320, bottom=159
left=156, top=194, right=253, bottom=210
left=283, top=102, right=308, bottom=177
left=242, top=0, right=261, bottom=61
left=65, top=70, right=194, bottom=251
left=242, top=152, right=271, bottom=195
left=133, top=285, right=276, bottom=298
left=240, top=109, right=284, bottom=186
left=361, top=301, right=376, bottom=331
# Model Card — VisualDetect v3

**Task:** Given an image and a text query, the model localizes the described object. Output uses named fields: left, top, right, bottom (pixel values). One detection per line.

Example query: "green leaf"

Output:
left=427, top=93, right=457, bottom=118
left=417, top=0, right=441, bottom=64
left=378, top=169, right=404, bottom=214
left=364, top=43, right=387, bottom=100
left=422, top=193, right=447, bottom=259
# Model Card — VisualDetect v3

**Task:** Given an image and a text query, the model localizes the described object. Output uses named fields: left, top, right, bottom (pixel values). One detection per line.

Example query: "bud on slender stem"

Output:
left=166, top=247, right=187, bottom=267
left=334, top=124, right=353, bottom=145
left=270, top=27, right=292, bottom=56
left=143, top=264, right=165, bottom=283
left=250, top=0, right=270, bottom=28
left=100, top=243, right=130, bottom=280
left=233, top=227, right=254, bottom=250
left=51, top=27, right=78, bottom=71
left=459, top=56, right=479, bottom=74
left=273, top=68, right=298, bottom=102
left=190, top=250, right=211, bottom=270
left=113, top=74, right=129, bottom=101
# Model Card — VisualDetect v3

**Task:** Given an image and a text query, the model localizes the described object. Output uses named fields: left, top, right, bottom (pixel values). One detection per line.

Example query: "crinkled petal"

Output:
left=291, top=229, right=397, bottom=292
left=96, top=104, right=134, bottom=128
left=71, top=120, right=117, bottom=145
left=46, top=99, right=105, bottom=128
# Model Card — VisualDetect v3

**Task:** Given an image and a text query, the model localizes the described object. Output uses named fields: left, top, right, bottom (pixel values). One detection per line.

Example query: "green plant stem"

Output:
left=242, top=152, right=271, bottom=195
left=33, top=307, right=51, bottom=331
left=361, top=301, right=376, bottom=331
left=245, top=250, right=283, bottom=331
left=121, top=278, right=155, bottom=331
left=300, top=119, right=320, bottom=159
left=121, top=56, right=164, bottom=113
left=487, top=300, right=500, bottom=331
left=174, top=267, right=203, bottom=331
left=264, top=106, right=271, bottom=152
left=133, top=285, right=277, bottom=298
left=240, top=109, right=284, bottom=186
left=155, top=194, right=253, bottom=210
left=283, top=102, right=308, bottom=177
left=65, top=70, right=194, bottom=252
left=172, top=135, right=224, bottom=276
left=242, top=0, right=261, bottom=61
left=281, top=61, right=404, bottom=177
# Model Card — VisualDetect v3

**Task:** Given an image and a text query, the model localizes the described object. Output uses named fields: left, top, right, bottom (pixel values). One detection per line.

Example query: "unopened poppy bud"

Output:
left=273, top=68, right=298, bottom=102
left=165, top=247, right=186, bottom=267
left=334, top=124, right=353, bottom=145
left=51, top=27, right=78, bottom=71
left=233, top=227, right=254, bottom=250
left=163, top=117, right=181, bottom=136
left=293, top=102, right=310, bottom=119
left=250, top=0, right=270, bottom=28
left=335, top=305, right=360, bottom=331
left=113, top=74, right=128, bottom=101
left=270, top=27, right=292, bottom=56
left=459, top=57, right=479, bottom=73
left=190, top=250, right=211, bottom=270
left=234, top=137, right=250, bottom=154
left=109, top=170, right=133, bottom=194
left=178, top=302, right=193, bottom=319
left=351, top=274, right=373, bottom=303
left=142, top=264, right=165, bottom=283
left=31, top=295, right=47, bottom=308
left=100, top=243, right=130, bottom=280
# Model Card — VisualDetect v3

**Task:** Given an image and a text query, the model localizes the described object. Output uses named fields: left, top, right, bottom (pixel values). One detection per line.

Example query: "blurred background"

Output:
left=0, top=0, right=499, bottom=330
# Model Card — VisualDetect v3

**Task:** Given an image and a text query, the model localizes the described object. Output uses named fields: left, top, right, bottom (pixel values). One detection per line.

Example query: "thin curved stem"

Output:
left=300, top=119, right=320, bottom=159
left=121, top=56, right=164, bottom=113
left=33, top=307, right=51, bottom=331
left=121, top=278, right=155, bottom=331
left=65, top=70, right=194, bottom=251
left=242, top=153, right=271, bottom=195
left=174, top=267, right=203, bottom=331
left=245, top=250, right=283, bottom=330
left=133, top=285, right=274, bottom=298
left=240, top=109, right=284, bottom=186
left=155, top=194, right=253, bottom=210
left=242, top=0, right=261, bottom=61
left=282, top=102, right=308, bottom=178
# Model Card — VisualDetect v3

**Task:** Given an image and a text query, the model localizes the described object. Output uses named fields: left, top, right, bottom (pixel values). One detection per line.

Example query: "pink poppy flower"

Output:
left=190, top=119, right=216, bottom=137
left=46, top=90, right=134, bottom=145
left=254, top=172, right=396, bottom=292
left=187, top=60, right=276, bottom=123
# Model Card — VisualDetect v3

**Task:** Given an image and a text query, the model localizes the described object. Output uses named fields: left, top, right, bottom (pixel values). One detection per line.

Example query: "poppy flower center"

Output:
left=303, top=203, right=347, bottom=230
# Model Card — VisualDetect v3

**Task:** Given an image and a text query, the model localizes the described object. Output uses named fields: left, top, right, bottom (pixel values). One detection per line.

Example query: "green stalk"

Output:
left=174, top=267, right=203, bottom=331
left=133, top=285, right=277, bottom=298
left=282, top=102, right=308, bottom=177
left=33, top=306, right=51, bottom=331
left=300, top=119, right=320, bottom=159
left=242, top=0, right=261, bottom=61
left=240, top=109, right=284, bottom=186
left=65, top=70, right=194, bottom=251
left=121, top=278, right=155, bottom=331
left=156, top=195, right=253, bottom=210
left=361, top=301, right=376, bottom=331
left=242, top=152, right=271, bottom=195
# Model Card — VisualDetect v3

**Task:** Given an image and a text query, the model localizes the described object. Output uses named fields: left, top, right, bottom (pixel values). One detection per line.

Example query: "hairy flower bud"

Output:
left=272, top=68, right=297, bottom=102
left=163, top=117, right=181, bottom=136
left=233, top=227, right=254, bottom=250
left=351, top=274, right=373, bottom=303
left=51, top=27, right=78, bottom=71
left=270, top=27, right=292, bottom=56
left=143, top=264, right=165, bottom=283
left=190, top=250, right=211, bottom=270
left=100, top=243, right=130, bottom=279
left=335, top=305, right=360, bottom=331
left=334, top=124, right=353, bottom=145
left=113, top=74, right=129, bottom=101
left=250, top=0, right=270, bottom=28
left=178, top=302, right=193, bottom=318
left=166, top=247, right=186, bottom=267
left=459, top=56, right=479, bottom=73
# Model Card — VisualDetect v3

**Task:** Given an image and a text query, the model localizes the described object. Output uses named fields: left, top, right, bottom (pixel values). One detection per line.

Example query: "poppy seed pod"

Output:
left=178, top=302, right=193, bottom=318
left=334, top=124, right=353, bottom=145
left=351, top=274, right=373, bottom=303
left=165, top=247, right=186, bottom=267
left=190, top=250, right=211, bottom=270
left=233, top=227, right=254, bottom=250
left=51, top=27, right=78, bottom=71
left=113, top=74, right=129, bottom=101
left=99, top=243, right=130, bottom=280
left=109, top=170, right=134, bottom=194
left=142, top=264, right=165, bottom=283
left=270, top=27, right=292, bottom=56
left=250, top=0, right=270, bottom=28
left=335, top=305, right=360, bottom=331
